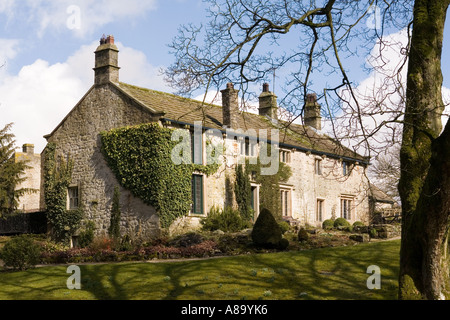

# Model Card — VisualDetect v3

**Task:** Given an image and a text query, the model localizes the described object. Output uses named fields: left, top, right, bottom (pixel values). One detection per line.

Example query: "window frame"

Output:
left=280, top=187, right=292, bottom=217
left=67, top=185, right=79, bottom=210
left=280, top=149, right=291, bottom=164
left=315, top=158, right=322, bottom=175
left=316, top=198, right=324, bottom=222
left=191, top=130, right=203, bottom=165
left=340, top=197, right=354, bottom=220
left=191, top=174, right=204, bottom=215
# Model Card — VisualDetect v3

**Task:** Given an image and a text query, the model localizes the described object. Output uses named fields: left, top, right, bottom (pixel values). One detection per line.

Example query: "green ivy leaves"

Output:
left=100, top=123, right=219, bottom=229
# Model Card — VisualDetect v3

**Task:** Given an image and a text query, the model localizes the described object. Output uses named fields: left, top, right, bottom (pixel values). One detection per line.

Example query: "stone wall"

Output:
left=43, top=83, right=161, bottom=240
left=288, top=151, right=370, bottom=227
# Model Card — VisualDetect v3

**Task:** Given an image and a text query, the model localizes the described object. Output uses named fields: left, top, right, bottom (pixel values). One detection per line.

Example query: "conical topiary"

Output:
left=251, top=208, right=283, bottom=248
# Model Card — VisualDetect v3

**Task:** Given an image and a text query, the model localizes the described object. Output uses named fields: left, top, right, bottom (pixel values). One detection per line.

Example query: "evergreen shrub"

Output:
left=0, top=235, right=42, bottom=271
left=251, top=208, right=283, bottom=249
left=201, top=206, right=250, bottom=233
left=322, top=219, right=335, bottom=230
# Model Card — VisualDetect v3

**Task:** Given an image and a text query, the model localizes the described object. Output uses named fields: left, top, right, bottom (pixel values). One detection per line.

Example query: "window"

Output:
left=316, top=199, right=324, bottom=222
left=315, top=159, right=322, bottom=175
left=68, top=186, right=79, bottom=210
left=341, top=198, right=353, bottom=220
left=240, top=138, right=256, bottom=157
left=280, top=189, right=292, bottom=217
left=343, top=161, right=351, bottom=176
left=191, top=131, right=203, bottom=165
left=191, top=175, right=204, bottom=215
left=280, top=150, right=291, bottom=164
left=250, top=185, right=260, bottom=221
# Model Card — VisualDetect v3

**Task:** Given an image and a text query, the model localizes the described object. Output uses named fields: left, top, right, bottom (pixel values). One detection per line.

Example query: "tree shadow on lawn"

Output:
left=77, top=240, right=400, bottom=300
left=0, top=240, right=400, bottom=300
left=155, top=240, right=400, bottom=300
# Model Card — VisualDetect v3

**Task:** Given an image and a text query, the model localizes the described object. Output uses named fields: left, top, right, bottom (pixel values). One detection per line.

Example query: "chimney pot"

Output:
left=106, top=35, right=115, bottom=44
left=263, top=83, right=270, bottom=93
left=306, top=93, right=317, bottom=103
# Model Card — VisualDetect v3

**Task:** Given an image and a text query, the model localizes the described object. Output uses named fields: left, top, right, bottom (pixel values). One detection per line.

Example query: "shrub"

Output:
left=89, top=235, right=115, bottom=252
left=334, top=217, right=351, bottom=228
left=0, top=235, right=42, bottom=271
left=201, top=206, right=250, bottom=233
left=278, top=221, right=290, bottom=234
left=168, top=232, right=204, bottom=248
left=251, top=208, right=283, bottom=248
left=277, top=238, right=290, bottom=250
left=353, top=221, right=365, bottom=227
left=78, top=221, right=96, bottom=248
left=298, top=227, right=310, bottom=242
left=322, top=219, right=334, bottom=230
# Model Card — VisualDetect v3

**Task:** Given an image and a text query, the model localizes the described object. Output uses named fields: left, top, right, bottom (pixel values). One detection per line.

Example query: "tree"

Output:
left=108, top=185, right=121, bottom=239
left=0, top=123, right=30, bottom=217
left=165, top=0, right=450, bottom=299
left=369, top=144, right=401, bottom=202
left=234, top=164, right=253, bottom=222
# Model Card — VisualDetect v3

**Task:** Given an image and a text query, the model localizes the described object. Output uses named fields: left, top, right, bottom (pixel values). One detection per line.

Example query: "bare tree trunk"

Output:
left=398, top=0, right=450, bottom=300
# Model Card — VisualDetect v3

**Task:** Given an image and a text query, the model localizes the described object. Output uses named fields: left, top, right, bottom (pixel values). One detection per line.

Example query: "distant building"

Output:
left=14, top=144, right=41, bottom=213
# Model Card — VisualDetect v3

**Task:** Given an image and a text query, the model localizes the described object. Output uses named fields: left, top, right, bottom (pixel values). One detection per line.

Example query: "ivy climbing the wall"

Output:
left=245, top=146, right=292, bottom=220
left=100, top=123, right=219, bottom=229
left=44, top=143, right=83, bottom=244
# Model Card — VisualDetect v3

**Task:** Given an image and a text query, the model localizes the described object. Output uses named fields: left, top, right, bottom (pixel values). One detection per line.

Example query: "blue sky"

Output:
left=0, top=1, right=449, bottom=153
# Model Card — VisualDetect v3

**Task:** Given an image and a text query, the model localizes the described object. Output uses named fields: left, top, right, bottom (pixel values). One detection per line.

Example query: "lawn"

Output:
left=0, top=239, right=400, bottom=300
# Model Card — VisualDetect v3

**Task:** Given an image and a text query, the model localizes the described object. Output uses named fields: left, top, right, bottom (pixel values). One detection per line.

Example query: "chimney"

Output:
left=258, top=83, right=278, bottom=119
left=94, top=34, right=120, bottom=85
left=221, top=83, right=240, bottom=129
left=22, top=144, right=35, bottom=154
left=304, top=93, right=322, bottom=130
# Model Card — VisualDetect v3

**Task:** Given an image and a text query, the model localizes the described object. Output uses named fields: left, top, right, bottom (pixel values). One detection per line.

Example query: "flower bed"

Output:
left=39, top=240, right=219, bottom=265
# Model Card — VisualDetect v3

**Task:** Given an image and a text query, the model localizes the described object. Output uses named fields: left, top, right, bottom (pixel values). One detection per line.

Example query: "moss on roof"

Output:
left=116, top=82, right=367, bottom=163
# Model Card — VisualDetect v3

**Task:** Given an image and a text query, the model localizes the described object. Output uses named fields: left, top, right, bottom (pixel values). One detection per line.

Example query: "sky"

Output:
left=0, top=1, right=449, bottom=154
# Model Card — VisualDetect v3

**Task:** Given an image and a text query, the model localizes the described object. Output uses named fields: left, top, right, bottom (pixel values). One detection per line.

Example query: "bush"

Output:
left=0, top=235, right=42, bottom=271
left=78, top=221, right=96, bottom=248
left=298, top=227, right=310, bottom=242
left=277, top=238, right=290, bottom=250
left=322, top=219, right=334, bottom=230
left=352, top=221, right=365, bottom=228
left=334, top=217, right=351, bottom=228
left=201, top=206, right=250, bottom=233
left=168, top=232, right=205, bottom=248
left=278, top=221, right=290, bottom=234
left=251, top=208, right=283, bottom=249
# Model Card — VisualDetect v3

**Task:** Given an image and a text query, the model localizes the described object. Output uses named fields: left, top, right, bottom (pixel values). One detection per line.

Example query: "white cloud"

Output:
left=0, top=0, right=158, bottom=38
left=326, top=28, right=450, bottom=157
left=0, top=38, right=20, bottom=63
left=0, top=40, right=168, bottom=154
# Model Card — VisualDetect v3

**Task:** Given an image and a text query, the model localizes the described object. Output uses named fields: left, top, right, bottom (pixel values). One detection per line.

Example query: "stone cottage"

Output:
left=41, top=35, right=371, bottom=240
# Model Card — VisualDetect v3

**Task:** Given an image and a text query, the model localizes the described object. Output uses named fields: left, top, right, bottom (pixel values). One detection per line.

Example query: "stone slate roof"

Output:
left=115, top=82, right=368, bottom=164
left=369, top=185, right=397, bottom=204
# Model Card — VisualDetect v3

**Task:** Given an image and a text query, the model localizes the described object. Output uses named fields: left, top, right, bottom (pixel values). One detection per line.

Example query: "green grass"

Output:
left=0, top=240, right=400, bottom=300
